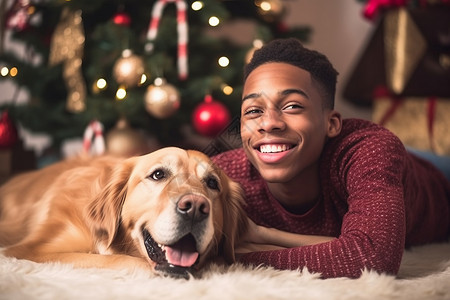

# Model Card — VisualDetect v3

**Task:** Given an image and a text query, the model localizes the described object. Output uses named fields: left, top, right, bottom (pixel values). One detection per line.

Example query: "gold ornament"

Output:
left=49, top=8, right=86, bottom=112
left=105, top=118, right=149, bottom=157
left=255, top=0, right=284, bottom=22
left=384, top=8, right=426, bottom=95
left=112, top=49, right=145, bottom=87
left=144, top=77, right=180, bottom=119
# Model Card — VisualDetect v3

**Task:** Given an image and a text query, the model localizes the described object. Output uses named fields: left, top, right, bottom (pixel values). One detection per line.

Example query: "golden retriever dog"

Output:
left=0, top=147, right=248, bottom=278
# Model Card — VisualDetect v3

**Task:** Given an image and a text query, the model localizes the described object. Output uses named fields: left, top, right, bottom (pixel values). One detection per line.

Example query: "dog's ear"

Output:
left=219, top=175, right=249, bottom=263
left=85, top=159, right=135, bottom=247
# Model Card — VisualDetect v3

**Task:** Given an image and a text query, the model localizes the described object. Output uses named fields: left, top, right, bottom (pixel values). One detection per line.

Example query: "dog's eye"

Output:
left=205, top=176, right=220, bottom=191
left=149, top=169, right=166, bottom=181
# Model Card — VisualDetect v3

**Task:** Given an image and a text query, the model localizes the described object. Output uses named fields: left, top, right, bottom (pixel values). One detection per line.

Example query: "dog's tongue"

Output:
left=165, top=235, right=199, bottom=267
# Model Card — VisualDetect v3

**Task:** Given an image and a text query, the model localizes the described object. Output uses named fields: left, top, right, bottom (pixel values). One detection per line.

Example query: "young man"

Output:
left=212, top=38, right=450, bottom=279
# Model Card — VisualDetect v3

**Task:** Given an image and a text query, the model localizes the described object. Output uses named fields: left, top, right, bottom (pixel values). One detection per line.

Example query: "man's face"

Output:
left=240, top=62, right=335, bottom=184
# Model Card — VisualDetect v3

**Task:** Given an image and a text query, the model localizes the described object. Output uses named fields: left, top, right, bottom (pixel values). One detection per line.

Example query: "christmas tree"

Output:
left=0, top=0, right=310, bottom=157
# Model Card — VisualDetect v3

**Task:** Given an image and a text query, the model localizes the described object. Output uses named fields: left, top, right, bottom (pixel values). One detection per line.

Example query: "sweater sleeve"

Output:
left=237, top=129, right=408, bottom=278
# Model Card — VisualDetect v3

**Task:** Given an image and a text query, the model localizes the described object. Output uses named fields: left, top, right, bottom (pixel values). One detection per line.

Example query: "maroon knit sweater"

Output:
left=212, top=118, right=450, bottom=278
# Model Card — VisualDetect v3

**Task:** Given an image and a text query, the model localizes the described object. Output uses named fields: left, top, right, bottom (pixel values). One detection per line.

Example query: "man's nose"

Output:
left=258, top=109, right=286, bottom=133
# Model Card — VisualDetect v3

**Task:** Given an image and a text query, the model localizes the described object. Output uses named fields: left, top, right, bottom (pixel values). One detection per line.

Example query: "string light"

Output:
left=92, top=78, right=107, bottom=94
left=259, top=1, right=272, bottom=12
left=222, top=84, right=233, bottom=95
left=1, top=67, right=9, bottom=77
left=9, top=67, right=18, bottom=77
left=154, top=77, right=164, bottom=86
left=191, top=1, right=203, bottom=11
left=116, top=86, right=127, bottom=100
left=218, top=56, right=229, bottom=67
left=96, top=78, right=107, bottom=90
left=253, top=39, right=264, bottom=48
left=208, top=16, right=220, bottom=27
left=140, top=74, right=147, bottom=85
left=27, top=5, right=35, bottom=15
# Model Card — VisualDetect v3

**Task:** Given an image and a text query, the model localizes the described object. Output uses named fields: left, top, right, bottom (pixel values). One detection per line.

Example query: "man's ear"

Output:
left=327, top=110, right=342, bottom=138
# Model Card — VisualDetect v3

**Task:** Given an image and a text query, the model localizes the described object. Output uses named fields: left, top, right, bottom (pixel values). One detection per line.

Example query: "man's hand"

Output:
left=235, top=218, right=336, bottom=256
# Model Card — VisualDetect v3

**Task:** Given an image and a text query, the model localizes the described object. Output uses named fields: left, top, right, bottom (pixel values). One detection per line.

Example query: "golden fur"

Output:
left=0, top=147, right=248, bottom=278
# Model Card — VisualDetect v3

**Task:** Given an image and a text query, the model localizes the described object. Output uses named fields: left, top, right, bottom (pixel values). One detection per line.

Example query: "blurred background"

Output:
left=1, top=0, right=449, bottom=181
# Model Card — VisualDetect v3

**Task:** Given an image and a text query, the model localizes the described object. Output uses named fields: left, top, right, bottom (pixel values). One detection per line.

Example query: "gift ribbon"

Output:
left=427, top=96, right=437, bottom=151
left=374, top=86, right=438, bottom=152
left=146, top=0, right=188, bottom=80
left=374, top=86, right=404, bottom=126
left=82, top=120, right=105, bottom=156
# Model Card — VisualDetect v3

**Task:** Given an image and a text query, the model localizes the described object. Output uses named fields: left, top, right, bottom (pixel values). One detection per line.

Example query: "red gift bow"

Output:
left=363, top=0, right=409, bottom=20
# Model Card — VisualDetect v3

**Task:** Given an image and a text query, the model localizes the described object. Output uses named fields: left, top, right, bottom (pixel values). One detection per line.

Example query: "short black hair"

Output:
left=244, top=38, right=338, bottom=109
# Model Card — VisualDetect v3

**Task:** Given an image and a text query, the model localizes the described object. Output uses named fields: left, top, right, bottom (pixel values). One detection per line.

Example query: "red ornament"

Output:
left=192, top=95, right=231, bottom=138
left=0, top=111, right=19, bottom=149
left=113, top=12, right=131, bottom=27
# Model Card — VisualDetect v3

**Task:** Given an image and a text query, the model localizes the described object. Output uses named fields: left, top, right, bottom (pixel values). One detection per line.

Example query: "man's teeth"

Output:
left=260, top=144, right=291, bottom=153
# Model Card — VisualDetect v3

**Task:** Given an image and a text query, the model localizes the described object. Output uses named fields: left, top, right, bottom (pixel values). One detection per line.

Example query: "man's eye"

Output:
left=282, top=104, right=304, bottom=113
left=243, top=108, right=262, bottom=115
left=283, top=103, right=303, bottom=110
left=149, top=169, right=166, bottom=181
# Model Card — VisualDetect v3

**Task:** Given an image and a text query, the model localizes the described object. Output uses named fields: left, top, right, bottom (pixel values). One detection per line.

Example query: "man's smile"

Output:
left=252, top=143, right=298, bottom=164
left=259, top=144, right=295, bottom=153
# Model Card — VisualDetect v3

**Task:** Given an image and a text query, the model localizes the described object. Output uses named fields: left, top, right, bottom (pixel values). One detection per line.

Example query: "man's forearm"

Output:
left=260, top=226, right=336, bottom=248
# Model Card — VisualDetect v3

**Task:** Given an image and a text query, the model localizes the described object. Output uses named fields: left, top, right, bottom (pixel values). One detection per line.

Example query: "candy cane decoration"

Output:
left=82, top=120, right=105, bottom=156
left=146, top=0, right=188, bottom=80
left=6, top=0, right=30, bottom=31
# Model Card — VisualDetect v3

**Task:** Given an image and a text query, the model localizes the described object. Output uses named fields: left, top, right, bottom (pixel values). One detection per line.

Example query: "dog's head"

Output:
left=86, top=147, right=248, bottom=278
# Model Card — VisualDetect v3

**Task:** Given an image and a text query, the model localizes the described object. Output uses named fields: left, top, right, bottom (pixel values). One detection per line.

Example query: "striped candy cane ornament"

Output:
left=146, top=0, right=188, bottom=80
left=82, top=120, right=105, bottom=156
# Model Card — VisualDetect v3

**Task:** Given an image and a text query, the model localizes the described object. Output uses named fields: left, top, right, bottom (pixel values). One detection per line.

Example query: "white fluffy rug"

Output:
left=1, top=242, right=450, bottom=300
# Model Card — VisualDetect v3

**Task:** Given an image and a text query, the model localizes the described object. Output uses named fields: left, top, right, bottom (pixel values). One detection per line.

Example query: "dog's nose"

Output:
left=177, top=194, right=210, bottom=222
